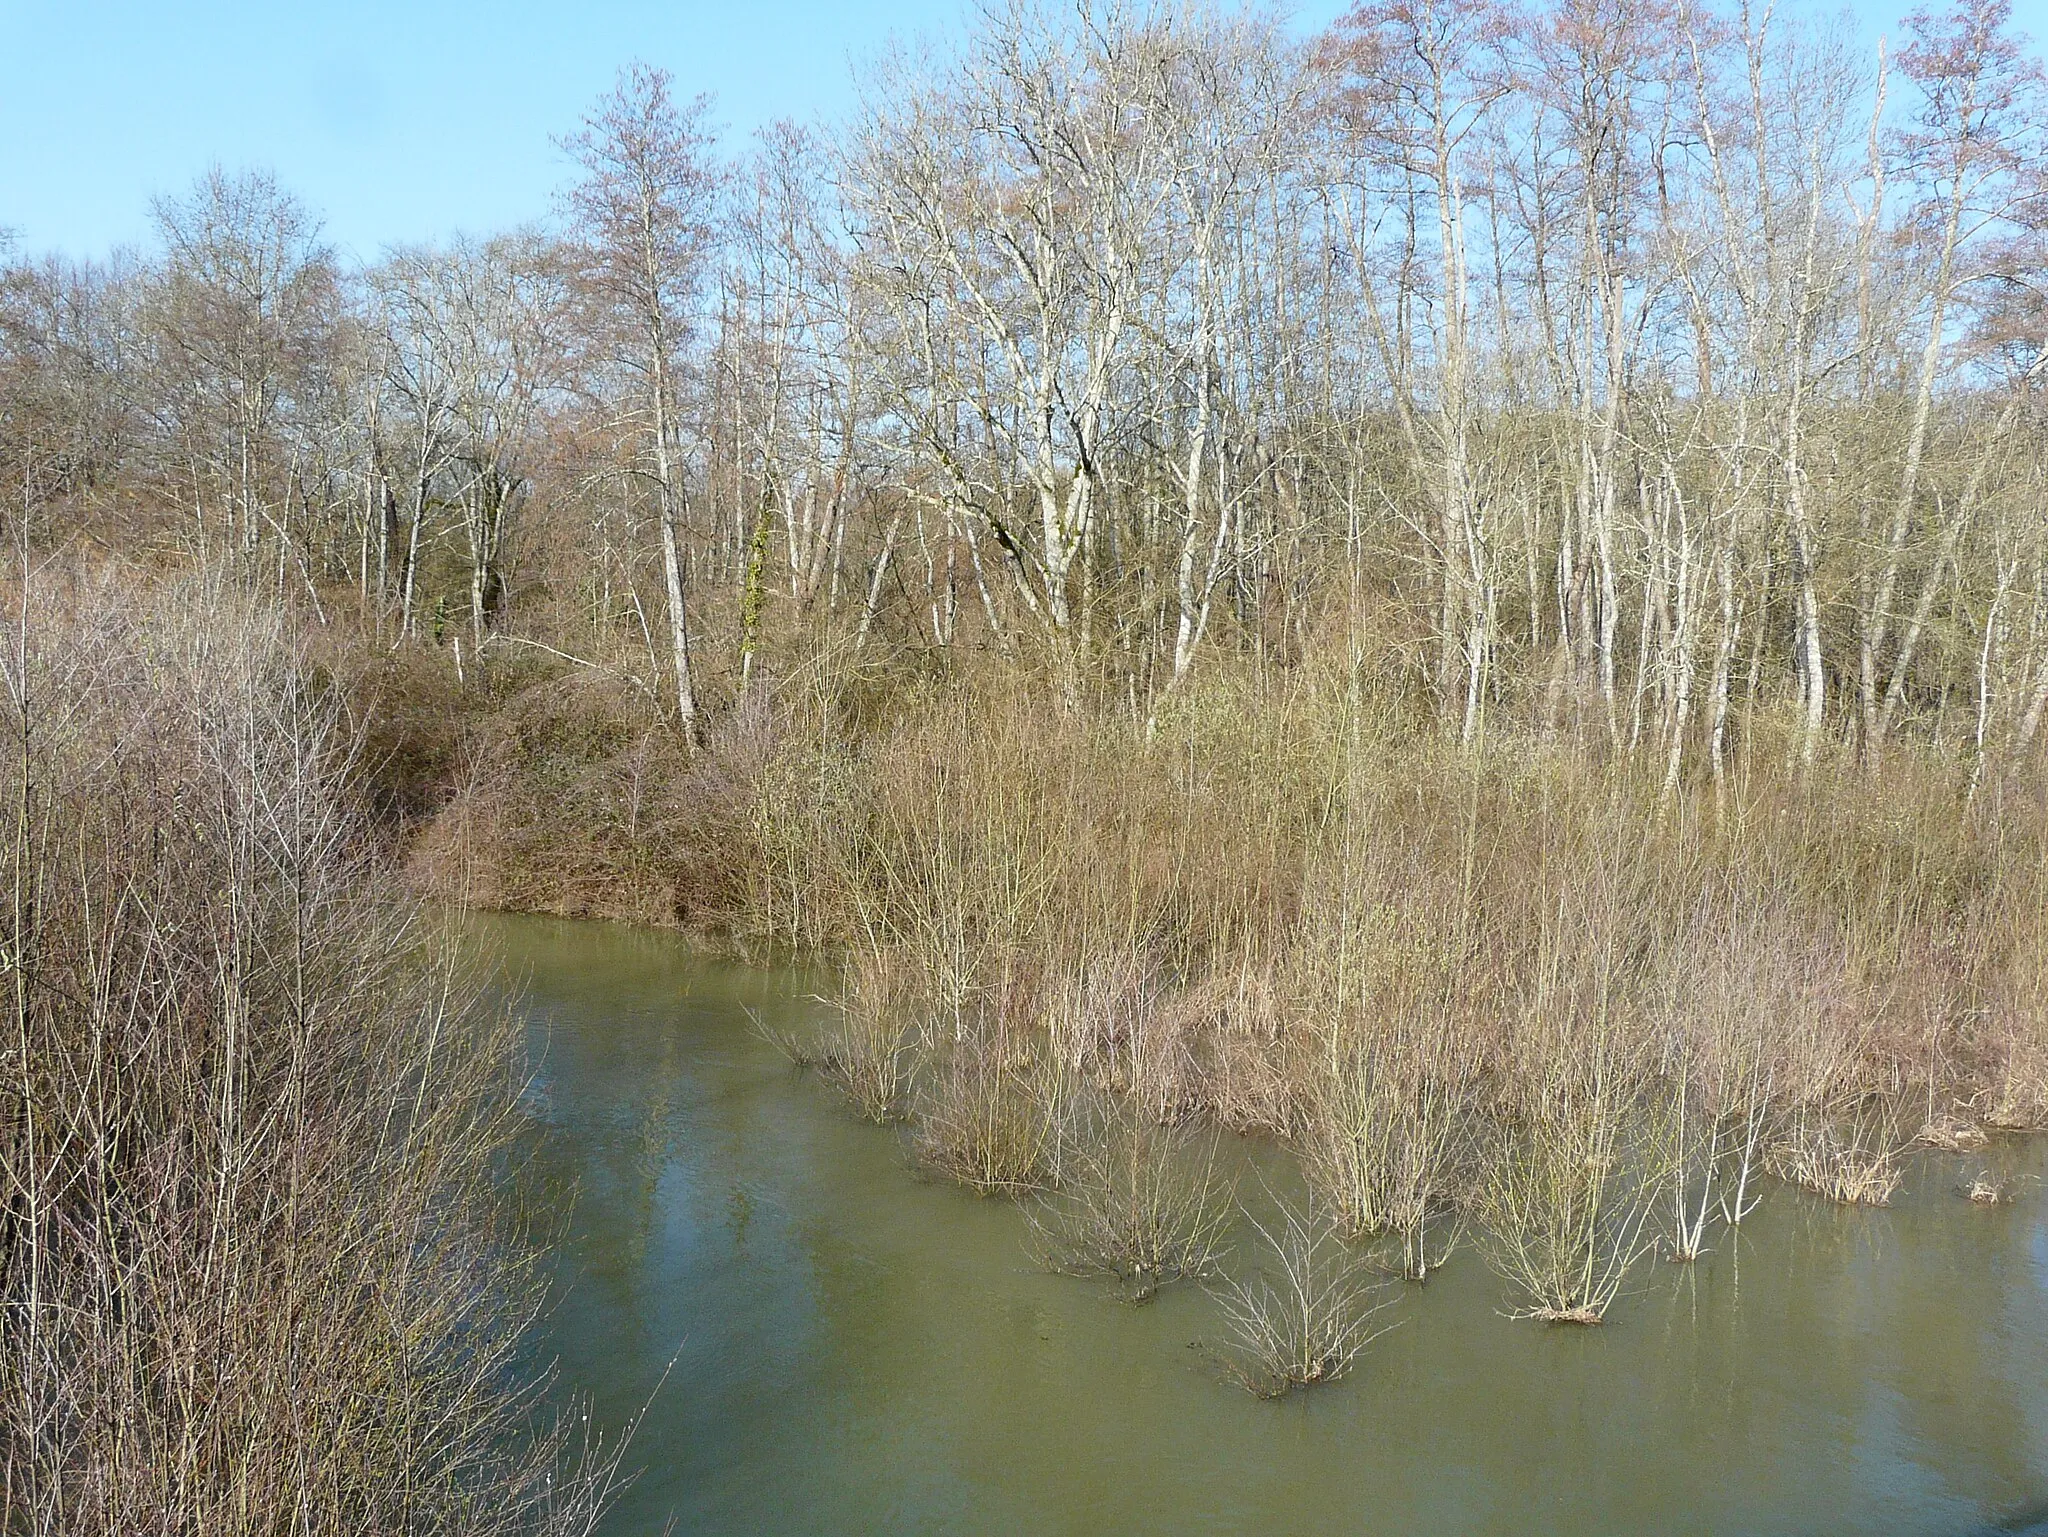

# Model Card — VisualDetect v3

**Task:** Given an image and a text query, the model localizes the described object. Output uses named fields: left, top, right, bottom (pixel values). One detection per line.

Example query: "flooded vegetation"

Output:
left=501, top=912, right=2048, bottom=1535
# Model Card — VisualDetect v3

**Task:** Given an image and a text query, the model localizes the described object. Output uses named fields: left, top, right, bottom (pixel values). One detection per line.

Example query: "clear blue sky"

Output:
left=0, top=0, right=2039, bottom=264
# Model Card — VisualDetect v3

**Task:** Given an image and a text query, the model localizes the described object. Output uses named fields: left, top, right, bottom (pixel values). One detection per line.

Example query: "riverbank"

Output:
left=393, top=627, right=2048, bottom=1324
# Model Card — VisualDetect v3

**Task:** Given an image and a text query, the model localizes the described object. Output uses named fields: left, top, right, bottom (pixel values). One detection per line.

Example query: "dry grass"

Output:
left=1963, top=1171, right=2011, bottom=1204
left=1772, top=1104, right=1907, bottom=1207
left=1917, top=1116, right=1989, bottom=1152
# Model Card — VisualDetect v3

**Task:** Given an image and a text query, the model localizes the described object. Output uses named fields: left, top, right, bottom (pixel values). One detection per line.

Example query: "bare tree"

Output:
left=146, top=168, right=339, bottom=578
left=563, top=65, right=723, bottom=738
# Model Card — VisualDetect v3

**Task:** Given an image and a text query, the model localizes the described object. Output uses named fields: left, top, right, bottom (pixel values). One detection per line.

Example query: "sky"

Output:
left=1, top=0, right=2042, bottom=265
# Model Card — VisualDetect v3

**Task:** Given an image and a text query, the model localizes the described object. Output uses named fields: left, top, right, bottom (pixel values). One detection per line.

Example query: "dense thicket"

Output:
left=0, top=574, right=623, bottom=1531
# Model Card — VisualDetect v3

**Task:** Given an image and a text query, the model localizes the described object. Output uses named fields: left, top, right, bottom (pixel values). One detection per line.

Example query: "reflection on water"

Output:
left=481, top=912, right=2048, bottom=1536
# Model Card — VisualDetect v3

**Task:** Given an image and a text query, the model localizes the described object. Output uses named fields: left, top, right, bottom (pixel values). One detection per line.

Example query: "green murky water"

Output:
left=485, top=911, right=2048, bottom=1536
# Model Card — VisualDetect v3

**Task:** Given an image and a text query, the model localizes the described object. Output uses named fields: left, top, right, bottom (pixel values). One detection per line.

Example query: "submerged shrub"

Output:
left=1027, top=1111, right=1233, bottom=1301
left=911, top=1042, right=1072, bottom=1195
left=1207, top=1194, right=1392, bottom=1397
left=816, top=948, right=921, bottom=1123
left=401, top=594, right=2048, bottom=1322
left=1475, top=1027, right=1665, bottom=1324
left=1299, top=1021, right=1471, bottom=1281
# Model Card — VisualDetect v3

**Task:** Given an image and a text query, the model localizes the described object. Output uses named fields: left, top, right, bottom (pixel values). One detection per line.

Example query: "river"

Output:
left=484, top=911, right=2048, bottom=1536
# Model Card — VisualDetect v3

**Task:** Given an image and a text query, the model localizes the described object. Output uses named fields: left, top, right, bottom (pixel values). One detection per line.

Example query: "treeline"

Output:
left=2, top=0, right=2044, bottom=777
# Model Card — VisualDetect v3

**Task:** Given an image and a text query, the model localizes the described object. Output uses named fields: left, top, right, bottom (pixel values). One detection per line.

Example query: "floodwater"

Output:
left=483, top=911, right=2048, bottom=1536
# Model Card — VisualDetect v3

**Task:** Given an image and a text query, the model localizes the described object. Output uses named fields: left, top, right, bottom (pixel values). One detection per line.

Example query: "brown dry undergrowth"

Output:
left=410, top=643, right=2048, bottom=1328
